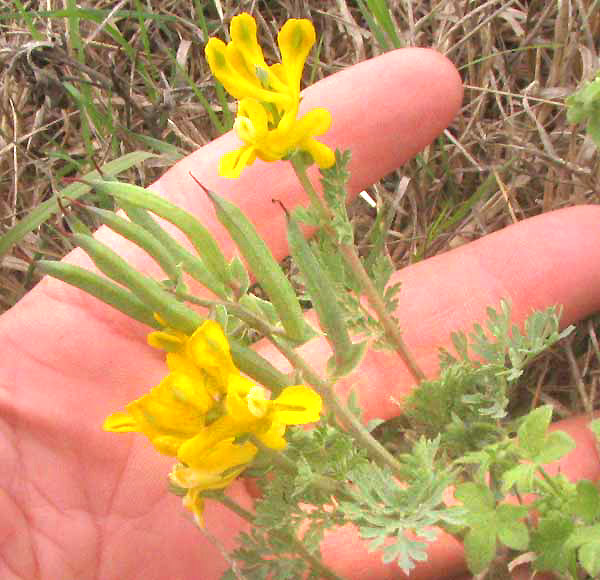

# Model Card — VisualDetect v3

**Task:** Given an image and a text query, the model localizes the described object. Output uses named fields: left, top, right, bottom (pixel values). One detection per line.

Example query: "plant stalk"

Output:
left=290, top=157, right=426, bottom=384
left=217, top=494, right=346, bottom=580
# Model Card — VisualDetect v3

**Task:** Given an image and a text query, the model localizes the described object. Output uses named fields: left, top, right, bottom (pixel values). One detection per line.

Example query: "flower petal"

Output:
left=236, top=98, right=270, bottom=138
left=272, top=385, right=322, bottom=424
left=295, top=108, right=332, bottom=137
left=147, top=329, right=187, bottom=352
left=300, top=138, right=336, bottom=169
left=205, top=37, right=293, bottom=107
left=105, top=370, right=216, bottom=456
left=186, top=320, right=237, bottom=383
left=256, top=421, right=287, bottom=450
left=277, top=19, right=316, bottom=94
left=225, top=372, right=263, bottom=422
left=219, top=145, right=257, bottom=178
left=177, top=435, right=257, bottom=474
left=229, top=13, right=267, bottom=74
left=182, top=487, right=205, bottom=527
left=103, top=411, right=136, bottom=432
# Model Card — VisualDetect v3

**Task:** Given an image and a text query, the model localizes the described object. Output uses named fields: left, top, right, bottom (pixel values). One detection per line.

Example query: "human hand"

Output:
left=1, top=47, right=598, bottom=580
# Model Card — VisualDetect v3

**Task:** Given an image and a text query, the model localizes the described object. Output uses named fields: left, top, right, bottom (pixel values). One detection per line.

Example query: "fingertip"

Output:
left=548, top=412, right=600, bottom=482
left=301, top=47, right=463, bottom=191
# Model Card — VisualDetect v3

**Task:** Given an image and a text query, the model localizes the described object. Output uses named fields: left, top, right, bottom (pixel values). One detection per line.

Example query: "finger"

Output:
left=54, top=47, right=463, bottom=289
left=2, top=47, right=463, bottom=380
left=253, top=205, right=600, bottom=422
left=249, top=205, right=600, bottom=579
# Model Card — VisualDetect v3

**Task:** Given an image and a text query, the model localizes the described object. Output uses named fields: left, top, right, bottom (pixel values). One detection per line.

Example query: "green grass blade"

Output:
left=0, top=151, right=155, bottom=260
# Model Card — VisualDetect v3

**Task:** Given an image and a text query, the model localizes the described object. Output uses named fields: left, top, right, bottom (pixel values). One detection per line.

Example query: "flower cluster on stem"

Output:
left=103, top=319, right=321, bottom=525
left=205, top=13, right=335, bottom=178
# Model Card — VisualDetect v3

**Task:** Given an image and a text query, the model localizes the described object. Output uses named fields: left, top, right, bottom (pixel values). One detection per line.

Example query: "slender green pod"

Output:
left=87, top=207, right=180, bottom=281
left=36, top=260, right=161, bottom=329
left=229, top=339, right=290, bottom=396
left=89, top=181, right=230, bottom=286
left=206, top=190, right=309, bottom=343
left=121, top=204, right=228, bottom=298
left=71, top=233, right=202, bottom=334
left=287, top=213, right=366, bottom=376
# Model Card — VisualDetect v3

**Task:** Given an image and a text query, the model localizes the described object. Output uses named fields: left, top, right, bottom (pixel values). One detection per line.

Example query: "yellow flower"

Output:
left=150, top=319, right=237, bottom=395
left=205, top=13, right=335, bottom=178
left=181, top=374, right=322, bottom=453
left=227, top=375, right=322, bottom=449
left=102, top=369, right=218, bottom=456
left=104, top=320, right=237, bottom=455
left=219, top=99, right=335, bottom=178
left=171, top=437, right=257, bottom=490
left=170, top=437, right=258, bottom=528
left=205, top=13, right=315, bottom=108
left=104, top=317, right=323, bottom=520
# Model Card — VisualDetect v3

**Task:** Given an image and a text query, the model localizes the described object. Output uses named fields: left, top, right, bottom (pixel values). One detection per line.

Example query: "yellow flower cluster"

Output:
left=205, top=13, right=336, bottom=178
left=103, top=320, right=322, bottom=525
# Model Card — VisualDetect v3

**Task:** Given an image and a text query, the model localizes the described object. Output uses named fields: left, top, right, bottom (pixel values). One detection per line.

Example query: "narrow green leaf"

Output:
left=0, top=151, right=154, bottom=260
left=88, top=207, right=180, bottom=281
left=207, top=191, right=308, bottom=343
left=12, top=0, right=45, bottom=40
left=287, top=213, right=365, bottom=375
left=36, top=260, right=160, bottom=329
left=355, top=0, right=390, bottom=51
left=90, top=181, right=230, bottom=286
left=71, top=233, right=202, bottom=333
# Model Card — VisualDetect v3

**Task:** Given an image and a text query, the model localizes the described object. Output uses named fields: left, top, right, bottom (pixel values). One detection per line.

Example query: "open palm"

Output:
left=2, top=48, right=599, bottom=580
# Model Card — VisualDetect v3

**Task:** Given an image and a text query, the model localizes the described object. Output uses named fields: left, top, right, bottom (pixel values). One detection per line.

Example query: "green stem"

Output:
left=217, top=494, right=346, bottom=580
left=249, top=436, right=342, bottom=496
left=290, top=155, right=331, bottom=222
left=537, top=465, right=565, bottom=496
left=272, top=335, right=405, bottom=480
left=290, top=158, right=426, bottom=384
left=338, top=244, right=426, bottom=382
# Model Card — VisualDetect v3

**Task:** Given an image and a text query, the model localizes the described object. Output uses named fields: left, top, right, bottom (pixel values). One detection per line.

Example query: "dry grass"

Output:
left=1, top=0, right=599, bottom=416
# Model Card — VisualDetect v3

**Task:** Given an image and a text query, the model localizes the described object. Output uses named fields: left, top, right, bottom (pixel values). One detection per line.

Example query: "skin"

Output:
left=0, top=47, right=598, bottom=580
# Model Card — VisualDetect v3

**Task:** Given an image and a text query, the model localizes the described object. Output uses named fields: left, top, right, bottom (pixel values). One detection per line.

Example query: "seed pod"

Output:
left=287, top=213, right=366, bottom=376
left=90, top=181, right=230, bottom=286
left=72, top=233, right=202, bottom=334
left=229, top=339, right=290, bottom=396
left=87, top=207, right=180, bottom=281
left=207, top=190, right=309, bottom=343
left=121, top=204, right=228, bottom=299
left=36, top=260, right=160, bottom=329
